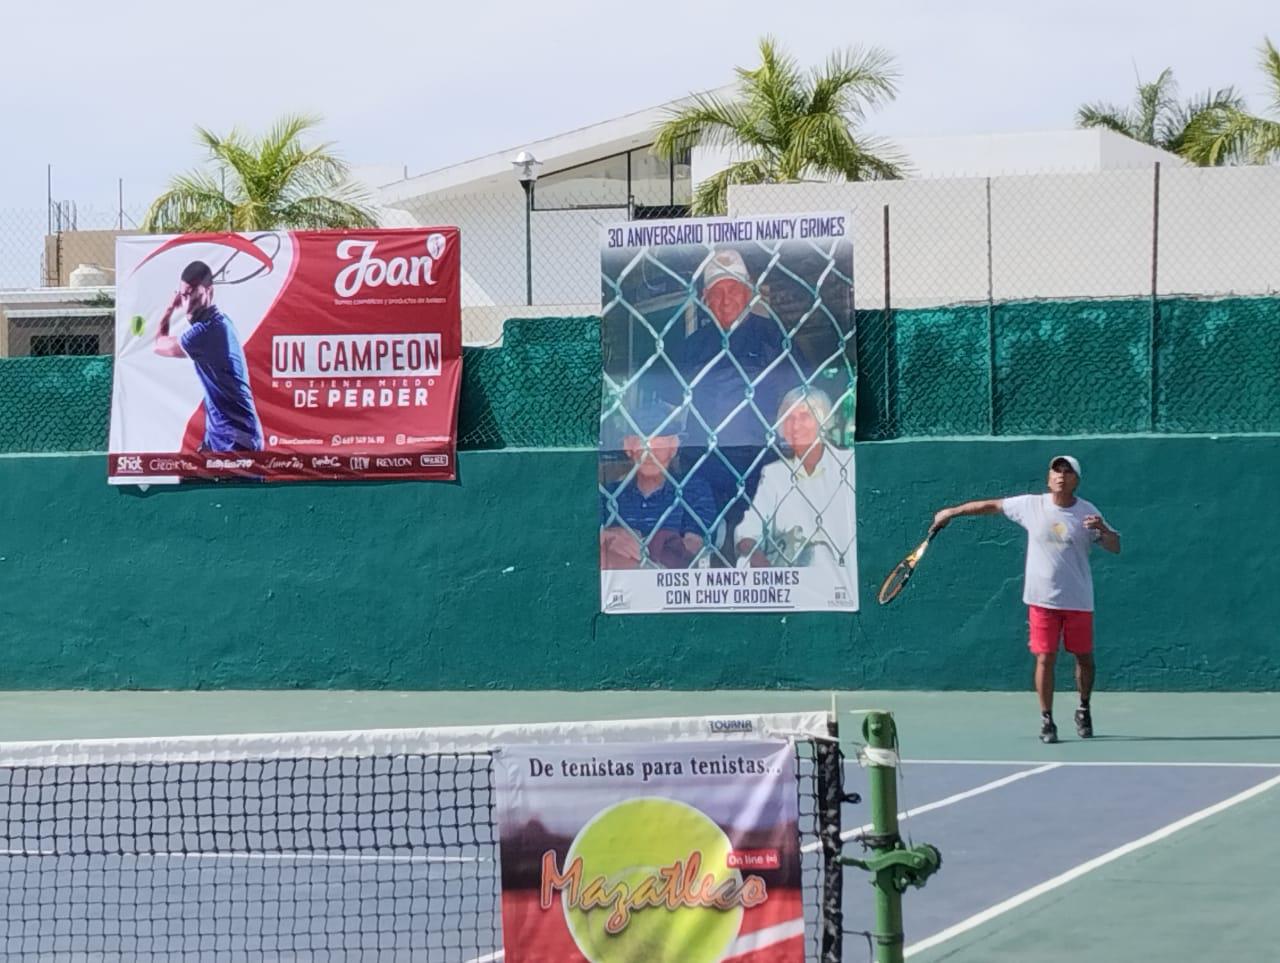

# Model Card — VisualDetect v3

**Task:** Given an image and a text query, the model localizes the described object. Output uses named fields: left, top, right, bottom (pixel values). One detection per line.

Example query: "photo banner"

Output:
left=108, top=228, right=461, bottom=484
left=599, top=213, right=857, bottom=614
left=494, top=740, right=803, bottom=963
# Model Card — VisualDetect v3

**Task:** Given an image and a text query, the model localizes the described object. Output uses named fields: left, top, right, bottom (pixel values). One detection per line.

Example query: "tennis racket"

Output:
left=877, top=529, right=939, bottom=605
left=212, top=232, right=281, bottom=286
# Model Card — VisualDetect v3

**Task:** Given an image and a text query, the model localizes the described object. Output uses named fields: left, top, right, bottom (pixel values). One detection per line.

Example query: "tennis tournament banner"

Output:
left=599, top=213, right=857, bottom=614
left=108, top=228, right=461, bottom=485
left=495, top=740, right=804, bottom=963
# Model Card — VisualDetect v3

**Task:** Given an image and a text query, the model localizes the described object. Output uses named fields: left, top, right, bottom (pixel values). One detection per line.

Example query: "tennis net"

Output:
left=0, top=711, right=843, bottom=961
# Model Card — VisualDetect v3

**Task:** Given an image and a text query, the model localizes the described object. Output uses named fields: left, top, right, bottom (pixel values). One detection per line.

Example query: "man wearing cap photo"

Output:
left=929, top=456, right=1121, bottom=744
left=678, top=248, right=788, bottom=559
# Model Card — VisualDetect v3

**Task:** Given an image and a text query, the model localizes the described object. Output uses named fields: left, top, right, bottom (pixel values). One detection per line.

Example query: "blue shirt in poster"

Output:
left=179, top=306, right=263, bottom=451
left=680, top=313, right=787, bottom=448
left=602, top=473, right=717, bottom=537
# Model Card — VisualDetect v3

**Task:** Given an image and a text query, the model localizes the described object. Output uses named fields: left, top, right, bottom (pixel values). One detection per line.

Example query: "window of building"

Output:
left=30, top=334, right=102, bottom=356
left=534, top=146, right=692, bottom=215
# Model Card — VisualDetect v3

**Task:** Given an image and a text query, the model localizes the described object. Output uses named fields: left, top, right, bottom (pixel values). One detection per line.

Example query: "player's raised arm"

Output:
left=154, top=290, right=187, bottom=358
left=930, top=498, right=1003, bottom=533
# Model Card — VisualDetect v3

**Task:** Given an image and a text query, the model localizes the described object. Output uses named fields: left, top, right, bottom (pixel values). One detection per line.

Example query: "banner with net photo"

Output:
left=107, top=228, right=461, bottom=485
left=495, top=739, right=804, bottom=963
left=599, top=213, right=857, bottom=614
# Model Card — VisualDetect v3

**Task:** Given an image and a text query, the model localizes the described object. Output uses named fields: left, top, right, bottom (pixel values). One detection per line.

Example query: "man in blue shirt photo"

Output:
left=154, top=260, right=263, bottom=452
left=679, top=248, right=789, bottom=559
left=600, top=400, right=716, bottom=569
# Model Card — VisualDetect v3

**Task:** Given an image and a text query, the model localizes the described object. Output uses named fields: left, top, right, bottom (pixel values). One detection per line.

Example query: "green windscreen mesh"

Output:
left=1155, top=297, right=1280, bottom=434
left=994, top=299, right=1152, bottom=435
left=0, top=298, right=1277, bottom=454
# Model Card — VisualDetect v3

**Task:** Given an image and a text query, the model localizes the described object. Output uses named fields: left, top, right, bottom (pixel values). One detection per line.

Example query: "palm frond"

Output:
left=148, top=114, right=373, bottom=232
left=1076, top=103, right=1136, bottom=137
left=143, top=171, right=234, bottom=233
left=1161, top=86, right=1246, bottom=158
left=689, top=159, right=772, bottom=216
left=738, top=35, right=806, bottom=145
left=1178, top=106, right=1258, bottom=166
left=656, top=35, right=900, bottom=193
left=653, top=94, right=764, bottom=159
left=808, top=45, right=899, bottom=121
left=1244, top=116, right=1280, bottom=162
left=274, top=195, right=378, bottom=230
left=1132, top=68, right=1178, bottom=144
left=1260, top=36, right=1280, bottom=115
left=782, top=108, right=903, bottom=183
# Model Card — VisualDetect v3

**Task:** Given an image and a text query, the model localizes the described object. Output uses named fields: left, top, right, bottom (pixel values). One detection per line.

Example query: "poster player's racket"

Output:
left=877, top=529, right=939, bottom=605
left=211, top=232, right=281, bottom=286
left=129, top=233, right=280, bottom=339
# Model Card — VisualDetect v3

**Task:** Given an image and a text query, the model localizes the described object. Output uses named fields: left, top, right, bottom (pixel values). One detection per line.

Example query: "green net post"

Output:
left=838, top=711, right=942, bottom=963
left=866, top=711, right=905, bottom=962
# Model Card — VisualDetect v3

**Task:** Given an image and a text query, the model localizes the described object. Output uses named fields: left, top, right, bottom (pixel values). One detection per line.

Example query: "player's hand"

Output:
left=1083, top=515, right=1109, bottom=534
left=930, top=508, right=953, bottom=533
left=170, top=289, right=184, bottom=310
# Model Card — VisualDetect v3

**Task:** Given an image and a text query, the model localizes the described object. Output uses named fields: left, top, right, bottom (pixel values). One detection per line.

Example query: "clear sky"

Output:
left=0, top=0, right=1273, bottom=214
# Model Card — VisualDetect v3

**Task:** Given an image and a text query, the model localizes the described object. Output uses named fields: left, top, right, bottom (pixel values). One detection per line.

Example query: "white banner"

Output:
left=494, top=740, right=804, bottom=963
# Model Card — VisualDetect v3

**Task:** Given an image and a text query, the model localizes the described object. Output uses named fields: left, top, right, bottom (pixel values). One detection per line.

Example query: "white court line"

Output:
left=899, top=758, right=1280, bottom=768
left=726, top=917, right=806, bottom=956
left=904, top=771, right=1280, bottom=958
left=802, top=763, right=1061, bottom=853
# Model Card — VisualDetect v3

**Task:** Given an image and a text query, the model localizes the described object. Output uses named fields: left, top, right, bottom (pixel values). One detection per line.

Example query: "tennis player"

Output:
left=154, top=261, right=263, bottom=452
left=930, top=456, right=1121, bottom=743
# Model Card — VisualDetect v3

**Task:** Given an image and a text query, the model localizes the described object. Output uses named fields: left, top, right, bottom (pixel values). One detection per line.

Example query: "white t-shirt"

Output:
left=1001, top=493, right=1114, bottom=612
left=735, top=446, right=856, bottom=569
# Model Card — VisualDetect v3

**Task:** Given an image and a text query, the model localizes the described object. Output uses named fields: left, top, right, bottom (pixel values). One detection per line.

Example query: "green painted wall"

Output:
left=2, top=435, right=1275, bottom=691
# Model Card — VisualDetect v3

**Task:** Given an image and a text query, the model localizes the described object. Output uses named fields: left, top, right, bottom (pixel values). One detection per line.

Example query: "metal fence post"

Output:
left=1149, top=161, right=1161, bottom=432
left=882, top=204, right=895, bottom=438
left=986, top=177, right=996, bottom=435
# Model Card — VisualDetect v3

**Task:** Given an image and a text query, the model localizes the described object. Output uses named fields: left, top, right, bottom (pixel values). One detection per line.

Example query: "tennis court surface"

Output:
left=0, top=689, right=1274, bottom=961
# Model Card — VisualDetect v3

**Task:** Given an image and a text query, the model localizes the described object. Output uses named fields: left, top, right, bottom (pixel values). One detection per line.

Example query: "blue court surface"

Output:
left=839, top=757, right=1280, bottom=961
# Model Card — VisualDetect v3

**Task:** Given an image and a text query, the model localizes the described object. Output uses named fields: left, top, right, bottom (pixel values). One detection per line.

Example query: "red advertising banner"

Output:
left=108, top=228, right=461, bottom=484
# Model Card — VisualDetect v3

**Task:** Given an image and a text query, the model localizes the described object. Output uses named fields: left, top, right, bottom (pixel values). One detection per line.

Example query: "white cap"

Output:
left=1049, top=454, right=1081, bottom=477
left=703, top=249, right=751, bottom=289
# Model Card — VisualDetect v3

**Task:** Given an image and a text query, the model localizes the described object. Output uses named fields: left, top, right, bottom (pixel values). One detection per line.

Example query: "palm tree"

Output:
left=653, top=36, right=905, bottom=215
left=144, top=115, right=377, bottom=232
left=1181, top=38, right=1280, bottom=166
left=1075, top=68, right=1244, bottom=164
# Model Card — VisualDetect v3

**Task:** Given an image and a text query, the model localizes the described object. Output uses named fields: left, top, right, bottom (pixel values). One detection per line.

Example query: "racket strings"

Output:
left=213, top=232, right=281, bottom=285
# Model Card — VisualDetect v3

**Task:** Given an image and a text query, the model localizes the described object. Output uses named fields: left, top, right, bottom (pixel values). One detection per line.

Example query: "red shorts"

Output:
left=1027, top=605, right=1093, bottom=655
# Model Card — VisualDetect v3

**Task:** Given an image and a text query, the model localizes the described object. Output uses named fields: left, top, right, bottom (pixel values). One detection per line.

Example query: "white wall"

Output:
left=730, top=166, right=1280, bottom=309
left=386, top=164, right=1279, bottom=340
left=394, top=185, right=607, bottom=343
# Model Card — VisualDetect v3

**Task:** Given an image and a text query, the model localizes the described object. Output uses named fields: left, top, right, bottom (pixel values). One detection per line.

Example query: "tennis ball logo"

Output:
left=558, top=797, right=751, bottom=963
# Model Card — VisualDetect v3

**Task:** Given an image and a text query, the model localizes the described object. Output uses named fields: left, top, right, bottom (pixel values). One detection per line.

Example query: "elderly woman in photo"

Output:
left=734, top=387, right=855, bottom=569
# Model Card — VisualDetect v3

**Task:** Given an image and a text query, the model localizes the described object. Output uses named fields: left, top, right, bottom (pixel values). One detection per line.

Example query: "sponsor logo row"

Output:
left=115, top=454, right=449, bottom=474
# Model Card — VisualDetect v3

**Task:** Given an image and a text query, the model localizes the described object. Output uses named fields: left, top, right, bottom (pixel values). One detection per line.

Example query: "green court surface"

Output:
left=0, top=688, right=1275, bottom=962
left=0, top=688, right=1275, bottom=763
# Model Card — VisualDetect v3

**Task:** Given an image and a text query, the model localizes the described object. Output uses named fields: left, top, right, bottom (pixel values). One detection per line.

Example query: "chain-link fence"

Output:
left=731, top=165, right=1280, bottom=438
left=0, top=200, right=144, bottom=357
left=1, top=165, right=1278, bottom=451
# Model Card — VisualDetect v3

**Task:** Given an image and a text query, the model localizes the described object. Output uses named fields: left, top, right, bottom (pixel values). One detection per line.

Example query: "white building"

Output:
left=374, top=92, right=1204, bottom=342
